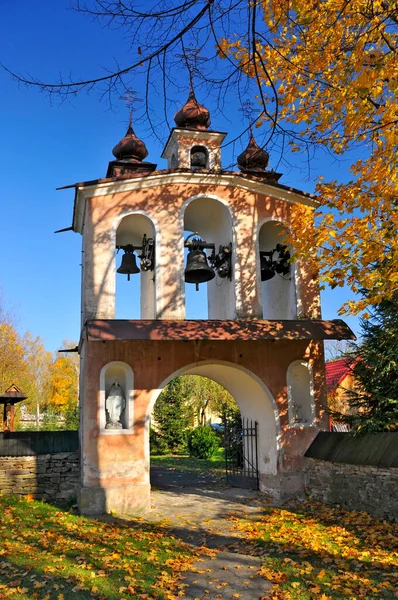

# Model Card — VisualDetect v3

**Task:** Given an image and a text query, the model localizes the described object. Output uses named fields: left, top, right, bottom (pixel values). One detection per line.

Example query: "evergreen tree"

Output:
left=339, top=296, right=398, bottom=433
left=152, top=378, right=193, bottom=452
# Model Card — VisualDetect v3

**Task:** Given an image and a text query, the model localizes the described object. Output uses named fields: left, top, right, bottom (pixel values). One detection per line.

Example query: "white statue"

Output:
left=105, top=380, right=126, bottom=429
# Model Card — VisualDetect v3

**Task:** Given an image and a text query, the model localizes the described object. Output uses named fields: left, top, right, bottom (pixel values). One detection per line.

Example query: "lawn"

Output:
left=1, top=493, right=397, bottom=600
left=228, top=499, right=398, bottom=599
left=151, top=447, right=226, bottom=474
left=0, top=495, right=205, bottom=600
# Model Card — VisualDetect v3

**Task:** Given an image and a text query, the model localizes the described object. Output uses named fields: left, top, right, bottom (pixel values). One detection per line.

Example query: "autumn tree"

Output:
left=0, top=298, right=27, bottom=393
left=219, top=0, right=398, bottom=316
left=2, top=1, right=397, bottom=314
left=44, top=344, right=79, bottom=429
left=20, top=333, right=52, bottom=430
left=181, top=375, right=237, bottom=426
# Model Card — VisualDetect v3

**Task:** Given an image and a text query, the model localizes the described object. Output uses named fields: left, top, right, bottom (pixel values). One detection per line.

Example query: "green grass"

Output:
left=0, top=495, right=203, bottom=600
left=150, top=447, right=226, bottom=473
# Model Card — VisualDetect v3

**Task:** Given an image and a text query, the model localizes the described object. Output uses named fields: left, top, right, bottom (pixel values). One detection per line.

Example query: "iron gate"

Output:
left=224, top=418, right=259, bottom=489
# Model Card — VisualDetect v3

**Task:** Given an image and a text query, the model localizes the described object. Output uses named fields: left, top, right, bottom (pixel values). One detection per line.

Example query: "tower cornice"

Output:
left=69, top=170, right=318, bottom=233
left=161, top=128, right=227, bottom=159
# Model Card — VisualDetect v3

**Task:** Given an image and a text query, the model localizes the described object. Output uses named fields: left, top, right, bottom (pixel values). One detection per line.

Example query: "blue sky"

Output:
left=0, top=0, right=361, bottom=352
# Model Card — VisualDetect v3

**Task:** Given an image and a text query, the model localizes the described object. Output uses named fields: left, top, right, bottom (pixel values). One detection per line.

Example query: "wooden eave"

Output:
left=86, top=319, right=355, bottom=343
left=0, top=384, right=27, bottom=404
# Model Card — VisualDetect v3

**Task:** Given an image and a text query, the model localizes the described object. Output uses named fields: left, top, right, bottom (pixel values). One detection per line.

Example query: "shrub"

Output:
left=188, top=426, right=219, bottom=459
left=150, top=428, right=170, bottom=455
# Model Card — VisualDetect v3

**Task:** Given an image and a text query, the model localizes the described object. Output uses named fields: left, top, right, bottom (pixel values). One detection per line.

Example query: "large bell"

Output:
left=260, top=252, right=275, bottom=281
left=117, top=250, right=140, bottom=281
left=185, top=248, right=215, bottom=287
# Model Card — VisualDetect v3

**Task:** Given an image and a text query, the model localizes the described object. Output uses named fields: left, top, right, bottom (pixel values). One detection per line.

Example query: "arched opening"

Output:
left=287, top=360, right=315, bottom=426
left=258, top=221, right=297, bottom=319
left=183, top=197, right=234, bottom=319
left=170, top=153, right=178, bottom=168
left=147, top=361, right=279, bottom=491
left=149, top=375, right=240, bottom=481
left=190, top=145, right=209, bottom=169
left=115, top=214, right=156, bottom=318
left=99, top=361, right=134, bottom=431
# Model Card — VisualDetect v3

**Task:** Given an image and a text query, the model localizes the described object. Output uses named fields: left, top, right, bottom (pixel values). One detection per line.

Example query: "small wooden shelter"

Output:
left=0, top=384, right=27, bottom=432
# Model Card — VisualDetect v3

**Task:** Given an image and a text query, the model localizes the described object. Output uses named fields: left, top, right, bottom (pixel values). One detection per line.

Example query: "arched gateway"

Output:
left=64, top=90, right=354, bottom=515
left=148, top=361, right=281, bottom=481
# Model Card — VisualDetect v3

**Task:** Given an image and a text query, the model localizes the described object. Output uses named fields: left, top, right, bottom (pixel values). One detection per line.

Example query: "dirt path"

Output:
left=146, top=470, right=273, bottom=599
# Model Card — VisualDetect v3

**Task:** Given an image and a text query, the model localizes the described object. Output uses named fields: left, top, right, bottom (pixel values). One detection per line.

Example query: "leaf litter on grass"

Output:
left=0, top=495, right=215, bottom=600
left=2, top=493, right=397, bottom=600
left=227, top=500, right=398, bottom=600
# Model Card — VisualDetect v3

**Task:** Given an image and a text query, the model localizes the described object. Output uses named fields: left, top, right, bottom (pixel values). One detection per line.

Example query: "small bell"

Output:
left=260, top=252, right=275, bottom=281
left=185, top=248, right=215, bottom=290
left=190, top=146, right=208, bottom=169
left=117, top=249, right=140, bottom=281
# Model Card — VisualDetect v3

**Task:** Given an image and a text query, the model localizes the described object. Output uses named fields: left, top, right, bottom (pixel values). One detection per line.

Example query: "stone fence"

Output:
left=0, top=432, right=79, bottom=503
left=1, top=430, right=397, bottom=519
left=305, top=432, right=398, bottom=521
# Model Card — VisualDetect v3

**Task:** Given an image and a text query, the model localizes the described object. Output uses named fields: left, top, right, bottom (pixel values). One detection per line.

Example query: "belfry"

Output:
left=65, top=90, right=354, bottom=514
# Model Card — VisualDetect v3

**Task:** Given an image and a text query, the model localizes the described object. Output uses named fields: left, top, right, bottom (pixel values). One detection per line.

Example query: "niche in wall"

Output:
left=258, top=221, right=297, bottom=319
left=287, top=360, right=315, bottom=426
left=115, top=214, right=156, bottom=319
left=184, top=197, right=235, bottom=319
left=100, top=361, right=134, bottom=431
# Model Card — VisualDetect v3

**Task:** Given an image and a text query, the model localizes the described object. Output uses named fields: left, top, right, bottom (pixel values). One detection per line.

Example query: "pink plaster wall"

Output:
left=83, top=179, right=320, bottom=321
left=81, top=338, right=327, bottom=489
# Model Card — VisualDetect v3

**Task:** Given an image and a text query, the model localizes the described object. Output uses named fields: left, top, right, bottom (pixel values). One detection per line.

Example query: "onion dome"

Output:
left=112, top=124, right=148, bottom=162
left=237, top=131, right=269, bottom=173
left=174, top=89, right=211, bottom=130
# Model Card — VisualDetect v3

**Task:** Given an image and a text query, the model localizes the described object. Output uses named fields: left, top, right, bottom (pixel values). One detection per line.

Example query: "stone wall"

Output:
left=0, top=452, right=80, bottom=502
left=305, top=457, right=398, bottom=521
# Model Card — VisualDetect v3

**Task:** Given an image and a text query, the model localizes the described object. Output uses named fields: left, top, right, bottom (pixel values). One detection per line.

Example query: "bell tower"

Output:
left=66, top=91, right=354, bottom=515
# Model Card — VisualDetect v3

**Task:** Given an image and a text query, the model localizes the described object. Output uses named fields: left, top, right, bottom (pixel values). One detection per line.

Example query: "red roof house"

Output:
left=326, top=358, right=356, bottom=393
left=326, top=358, right=360, bottom=428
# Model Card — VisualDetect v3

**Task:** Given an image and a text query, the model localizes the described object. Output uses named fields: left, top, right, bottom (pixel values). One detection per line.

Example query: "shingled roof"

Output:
left=326, top=358, right=357, bottom=392
left=0, top=384, right=27, bottom=403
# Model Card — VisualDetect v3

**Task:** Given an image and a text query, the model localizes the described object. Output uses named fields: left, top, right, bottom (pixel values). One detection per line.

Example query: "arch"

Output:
left=99, top=361, right=134, bottom=432
left=181, top=193, right=235, bottom=236
left=115, top=211, right=157, bottom=247
left=114, top=212, right=157, bottom=319
left=182, top=195, right=235, bottom=319
left=257, top=219, right=298, bottom=319
left=287, top=360, right=315, bottom=426
left=146, top=360, right=281, bottom=477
